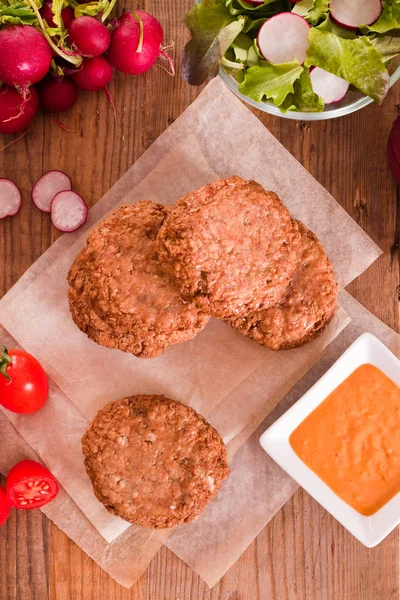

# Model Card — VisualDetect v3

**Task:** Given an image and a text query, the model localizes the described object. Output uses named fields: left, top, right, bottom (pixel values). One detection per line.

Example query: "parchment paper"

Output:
left=0, top=78, right=386, bottom=588
left=1, top=292, right=398, bottom=589
left=166, top=290, right=400, bottom=587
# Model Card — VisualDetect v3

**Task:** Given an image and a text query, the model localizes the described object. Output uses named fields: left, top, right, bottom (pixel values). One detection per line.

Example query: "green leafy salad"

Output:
left=182, top=0, right=400, bottom=112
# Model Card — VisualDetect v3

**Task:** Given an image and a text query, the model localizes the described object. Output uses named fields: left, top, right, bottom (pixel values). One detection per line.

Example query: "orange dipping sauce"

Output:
left=290, top=364, right=400, bottom=516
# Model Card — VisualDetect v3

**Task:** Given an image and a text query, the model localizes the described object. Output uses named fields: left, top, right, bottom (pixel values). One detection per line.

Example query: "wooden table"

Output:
left=1, top=2, right=399, bottom=598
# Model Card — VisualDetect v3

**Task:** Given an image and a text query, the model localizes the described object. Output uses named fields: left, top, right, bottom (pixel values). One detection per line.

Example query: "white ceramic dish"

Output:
left=260, top=333, right=400, bottom=547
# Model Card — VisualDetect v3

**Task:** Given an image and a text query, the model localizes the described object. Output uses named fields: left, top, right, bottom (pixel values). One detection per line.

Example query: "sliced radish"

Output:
left=0, top=179, right=22, bottom=219
left=330, top=0, right=382, bottom=30
left=50, top=191, right=88, bottom=232
left=258, top=13, right=310, bottom=64
left=310, top=67, right=349, bottom=104
left=32, top=171, right=72, bottom=213
left=243, top=0, right=264, bottom=4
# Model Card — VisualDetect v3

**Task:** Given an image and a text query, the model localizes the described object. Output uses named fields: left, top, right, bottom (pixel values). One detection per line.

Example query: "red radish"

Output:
left=39, top=78, right=78, bottom=113
left=0, top=26, right=52, bottom=88
left=257, top=13, right=310, bottom=64
left=108, top=11, right=173, bottom=75
left=32, top=171, right=72, bottom=213
left=330, top=0, right=382, bottom=30
left=50, top=190, right=88, bottom=232
left=0, top=86, right=40, bottom=134
left=388, top=117, right=400, bottom=186
left=67, top=17, right=111, bottom=57
left=72, top=56, right=113, bottom=91
left=243, top=0, right=265, bottom=4
left=310, top=67, right=349, bottom=104
left=40, top=1, right=74, bottom=29
left=0, top=179, right=22, bottom=219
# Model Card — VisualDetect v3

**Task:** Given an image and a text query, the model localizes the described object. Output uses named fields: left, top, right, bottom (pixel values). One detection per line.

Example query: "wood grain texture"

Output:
left=0, top=0, right=399, bottom=598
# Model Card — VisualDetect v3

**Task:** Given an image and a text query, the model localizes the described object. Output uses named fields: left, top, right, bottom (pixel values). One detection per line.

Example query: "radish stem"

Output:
left=101, top=0, right=118, bottom=23
left=159, top=49, right=175, bottom=76
left=0, top=131, right=27, bottom=152
left=131, top=11, right=144, bottom=53
left=25, top=0, right=82, bottom=66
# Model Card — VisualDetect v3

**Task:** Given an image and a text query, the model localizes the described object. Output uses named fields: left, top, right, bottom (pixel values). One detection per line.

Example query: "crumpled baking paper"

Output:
left=0, top=78, right=386, bottom=588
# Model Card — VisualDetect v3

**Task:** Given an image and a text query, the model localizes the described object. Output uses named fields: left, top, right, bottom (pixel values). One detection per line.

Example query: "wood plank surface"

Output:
left=0, top=1, right=399, bottom=598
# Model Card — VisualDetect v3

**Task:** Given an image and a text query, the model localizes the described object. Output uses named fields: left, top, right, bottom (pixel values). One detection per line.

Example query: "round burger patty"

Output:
left=67, top=201, right=210, bottom=358
left=82, top=395, right=230, bottom=528
left=156, top=176, right=302, bottom=319
left=227, top=222, right=338, bottom=350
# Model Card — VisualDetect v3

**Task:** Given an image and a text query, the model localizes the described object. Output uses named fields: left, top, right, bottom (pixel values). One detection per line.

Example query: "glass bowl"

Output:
left=194, top=0, right=400, bottom=120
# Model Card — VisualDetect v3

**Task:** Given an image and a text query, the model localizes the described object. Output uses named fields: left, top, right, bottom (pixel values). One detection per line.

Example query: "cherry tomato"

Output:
left=6, top=460, right=59, bottom=510
left=0, top=485, right=10, bottom=526
left=0, top=346, right=49, bottom=414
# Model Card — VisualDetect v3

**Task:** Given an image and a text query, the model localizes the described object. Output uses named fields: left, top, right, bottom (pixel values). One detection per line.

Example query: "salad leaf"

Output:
left=305, top=28, right=389, bottom=102
left=227, top=0, right=285, bottom=16
left=182, top=0, right=244, bottom=85
left=238, top=60, right=303, bottom=105
left=372, top=31, right=400, bottom=60
left=231, top=32, right=253, bottom=62
left=242, top=16, right=267, bottom=33
left=361, top=0, right=400, bottom=34
left=316, top=16, right=357, bottom=39
left=280, top=67, right=325, bottom=112
left=292, top=0, right=329, bottom=26
left=0, top=2, right=37, bottom=25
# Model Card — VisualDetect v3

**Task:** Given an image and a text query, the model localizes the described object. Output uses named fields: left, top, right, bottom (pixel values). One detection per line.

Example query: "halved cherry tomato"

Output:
left=0, top=346, right=49, bottom=414
left=6, top=460, right=59, bottom=510
left=0, top=485, right=10, bottom=525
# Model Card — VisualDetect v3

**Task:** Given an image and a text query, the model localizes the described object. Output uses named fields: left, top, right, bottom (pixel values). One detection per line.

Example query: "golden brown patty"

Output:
left=227, top=222, right=338, bottom=350
left=156, top=176, right=301, bottom=319
left=67, top=202, right=210, bottom=358
left=82, top=395, right=230, bottom=528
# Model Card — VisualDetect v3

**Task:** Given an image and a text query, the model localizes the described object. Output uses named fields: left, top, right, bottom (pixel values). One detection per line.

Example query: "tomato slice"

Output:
left=6, top=460, right=59, bottom=510
left=0, top=485, right=10, bottom=525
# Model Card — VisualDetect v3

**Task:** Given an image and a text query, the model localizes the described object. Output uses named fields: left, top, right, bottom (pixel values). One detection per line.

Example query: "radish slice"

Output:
left=244, top=0, right=264, bottom=4
left=258, top=13, right=310, bottom=64
left=50, top=191, right=88, bottom=232
left=330, top=0, right=382, bottom=30
left=310, top=67, right=349, bottom=104
left=0, top=179, right=22, bottom=219
left=32, top=170, right=72, bottom=213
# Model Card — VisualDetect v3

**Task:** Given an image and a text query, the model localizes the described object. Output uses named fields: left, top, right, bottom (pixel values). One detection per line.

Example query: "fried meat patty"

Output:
left=227, top=222, right=338, bottom=350
left=82, top=395, right=230, bottom=528
left=67, top=202, right=210, bottom=358
left=156, top=177, right=302, bottom=319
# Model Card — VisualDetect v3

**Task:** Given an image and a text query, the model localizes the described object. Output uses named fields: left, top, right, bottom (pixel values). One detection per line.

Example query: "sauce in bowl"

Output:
left=290, top=364, right=400, bottom=516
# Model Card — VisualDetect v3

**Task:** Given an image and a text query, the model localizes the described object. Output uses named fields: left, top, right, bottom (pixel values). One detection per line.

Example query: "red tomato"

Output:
left=6, top=460, right=59, bottom=510
left=0, top=485, right=10, bottom=525
left=0, top=346, right=49, bottom=414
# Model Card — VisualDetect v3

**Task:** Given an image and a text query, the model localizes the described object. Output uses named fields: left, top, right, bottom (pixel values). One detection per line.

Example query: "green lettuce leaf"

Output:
left=361, top=0, right=400, bottom=34
left=316, top=15, right=357, bottom=39
left=280, top=67, right=325, bottom=112
left=0, top=2, right=37, bottom=25
left=305, top=28, right=389, bottom=102
left=238, top=59, right=303, bottom=105
left=372, top=31, right=400, bottom=60
left=227, top=0, right=285, bottom=16
left=182, top=0, right=244, bottom=85
left=292, top=0, right=329, bottom=26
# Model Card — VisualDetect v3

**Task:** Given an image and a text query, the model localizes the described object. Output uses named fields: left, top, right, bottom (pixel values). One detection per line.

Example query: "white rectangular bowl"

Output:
left=260, top=333, right=400, bottom=547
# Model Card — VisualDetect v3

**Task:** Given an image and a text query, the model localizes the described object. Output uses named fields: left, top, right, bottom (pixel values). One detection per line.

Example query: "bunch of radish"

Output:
left=0, top=5, right=173, bottom=135
left=0, top=171, right=88, bottom=232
